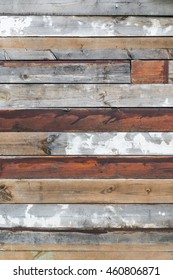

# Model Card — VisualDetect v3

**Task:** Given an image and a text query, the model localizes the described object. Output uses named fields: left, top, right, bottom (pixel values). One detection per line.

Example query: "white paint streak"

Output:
left=0, top=17, right=32, bottom=36
left=0, top=215, right=6, bottom=225
left=143, top=19, right=161, bottom=36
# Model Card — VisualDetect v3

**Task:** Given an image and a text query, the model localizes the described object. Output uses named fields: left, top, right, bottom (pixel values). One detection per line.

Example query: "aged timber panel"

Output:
left=0, top=16, right=173, bottom=37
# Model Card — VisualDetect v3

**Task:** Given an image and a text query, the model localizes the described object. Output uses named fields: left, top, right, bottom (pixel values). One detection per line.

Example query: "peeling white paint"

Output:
left=0, top=215, right=6, bottom=225
left=0, top=17, right=32, bottom=36
left=143, top=19, right=161, bottom=36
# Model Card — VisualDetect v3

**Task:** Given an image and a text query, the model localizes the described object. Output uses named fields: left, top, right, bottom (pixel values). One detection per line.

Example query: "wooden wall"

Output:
left=0, top=0, right=173, bottom=260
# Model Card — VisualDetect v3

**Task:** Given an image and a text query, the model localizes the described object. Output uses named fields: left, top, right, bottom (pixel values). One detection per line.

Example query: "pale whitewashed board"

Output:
left=0, top=16, right=173, bottom=37
left=0, top=204, right=172, bottom=229
left=0, top=1, right=173, bottom=16
left=1, top=133, right=173, bottom=156
left=1, top=84, right=173, bottom=108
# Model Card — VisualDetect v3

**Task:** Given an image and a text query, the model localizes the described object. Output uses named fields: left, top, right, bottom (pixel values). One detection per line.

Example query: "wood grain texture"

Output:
left=1, top=38, right=173, bottom=50
left=1, top=84, right=173, bottom=109
left=0, top=204, right=172, bottom=229
left=132, top=60, right=168, bottom=84
left=1, top=108, right=173, bottom=132
left=0, top=49, right=171, bottom=60
left=1, top=157, right=173, bottom=179
left=1, top=132, right=173, bottom=156
left=169, top=61, right=173, bottom=84
left=0, top=231, right=173, bottom=251
left=1, top=251, right=172, bottom=260
left=0, top=179, right=173, bottom=204
left=0, top=1, right=173, bottom=16
left=0, top=16, right=173, bottom=37
left=0, top=61, right=130, bottom=84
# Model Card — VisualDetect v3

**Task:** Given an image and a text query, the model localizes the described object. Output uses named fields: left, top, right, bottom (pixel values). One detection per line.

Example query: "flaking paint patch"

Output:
left=0, top=17, right=32, bottom=36
left=0, top=215, right=6, bottom=225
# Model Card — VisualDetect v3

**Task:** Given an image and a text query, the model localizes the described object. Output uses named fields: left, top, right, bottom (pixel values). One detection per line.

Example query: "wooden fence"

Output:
left=0, top=0, right=173, bottom=260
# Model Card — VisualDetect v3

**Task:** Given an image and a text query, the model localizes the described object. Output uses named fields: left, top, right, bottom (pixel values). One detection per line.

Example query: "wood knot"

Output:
left=101, top=186, right=116, bottom=194
left=0, top=185, right=12, bottom=202
left=146, top=188, right=151, bottom=195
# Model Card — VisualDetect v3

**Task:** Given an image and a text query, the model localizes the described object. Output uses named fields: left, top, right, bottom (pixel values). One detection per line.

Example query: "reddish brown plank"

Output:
left=132, top=60, right=168, bottom=84
left=0, top=108, right=173, bottom=132
left=1, top=156, right=173, bottom=179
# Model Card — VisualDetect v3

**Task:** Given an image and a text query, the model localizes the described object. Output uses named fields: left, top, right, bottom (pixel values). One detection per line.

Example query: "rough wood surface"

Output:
left=1, top=108, right=173, bottom=132
left=1, top=156, right=173, bottom=179
left=0, top=61, right=130, bottom=84
left=0, top=179, right=173, bottom=204
left=0, top=204, right=172, bottom=229
left=1, top=38, right=173, bottom=50
left=169, top=61, right=173, bottom=84
left=132, top=60, right=168, bottom=84
left=1, top=84, right=173, bottom=109
left=0, top=49, right=172, bottom=60
left=0, top=16, right=173, bottom=37
left=0, top=231, right=172, bottom=251
left=0, top=1, right=173, bottom=16
left=0, top=251, right=172, bottom=260
left=1, top=132, right=173, bottom=156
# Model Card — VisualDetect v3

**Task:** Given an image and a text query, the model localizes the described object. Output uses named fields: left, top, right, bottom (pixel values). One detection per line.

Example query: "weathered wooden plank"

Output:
left=0, top=179, right=173, bottom=204
left=1, top=108, right=173, bottom=132
left=1, top=251, right=172, bottom=260
left=0, top=50, right=56, bottom=60
left=0, top=49, right=171, bottom=60
left=0, top=16, right=173, bottom=37
left=1, top=157, right=173, bottom=179
left=0, top=61, right=130, bottom=84
left=1, top=132, right=173, bottom=156
left=132, top=60, right=168, bottom=84
left=0, top=204, right=172, bottom=229
left=1, top=38, right=173, bottom=50
left=169, top=61, right=173, bottom=84
left=0, top=231, right=173, bottom=251
left=0, top=0, right=173, bottom=16
left=1, top=84, right=173, bottom=109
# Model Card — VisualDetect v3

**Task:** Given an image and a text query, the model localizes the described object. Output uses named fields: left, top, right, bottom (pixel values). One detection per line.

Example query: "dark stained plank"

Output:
left=1, top=38, right=173, bottom=50
left=0, top=16, right=173, bottom=37
left=0, top=1, right=173, bottom=16
left=0, top=61, right=130, bottom=84
left=1, top=230, right=173, bottom=251
left=0, top=204, right=172, bottom=228
left=132, top=60, right=168, bottom=84
left=0, top=179, right=173, bottom=203
left=1, top=156, right=173, bottom=179
left=1, top=108, right=173, bottom=132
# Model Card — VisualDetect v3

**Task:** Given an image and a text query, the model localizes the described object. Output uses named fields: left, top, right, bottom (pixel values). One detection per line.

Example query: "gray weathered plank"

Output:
left=169, top=61, right=173, bottom=83
left=0, top=16, right=173, bottom=37
left=0, top=49, right=171, bottom=60
left=1, top=84, right=173, bottom=109
left=0, top=1, right=173, bottom=16
left=0, top=179, right=173, bottom=204
left=1, top=132, right=173, bottom=156
left=0, top=231, right=172, bottom=251
left=0, top=204, right=172, bottom=229
left=0, top=50, right=56, bottom=60
left=0, top=61, right=130, bottom=84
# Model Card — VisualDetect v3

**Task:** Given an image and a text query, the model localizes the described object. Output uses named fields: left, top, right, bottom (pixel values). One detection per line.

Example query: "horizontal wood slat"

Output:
left=1, top=108, right=173, bottom=132
left=132, top=60, right=168, bottom=84
left=0, top=204, right=172, bottom=229
left=1, top=132, right=173, bottom=156
left=0, top=1, right=173, bottom=16
left=1, top=38, right=173, bottom=50
left=0, top=61, right=130, bottom=84
left=1, top=157, right=173, bottom=179
left=0, top=179, right=173, bottom=204
left=0, top=16, right=173, bottom=37
left=0, top=49, right=173, bottom=60
left=0, top=231, right=172, bottom=251
left=1, top=251, right=172, bottom=260
left=1, top=84, right=173, bottom=109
